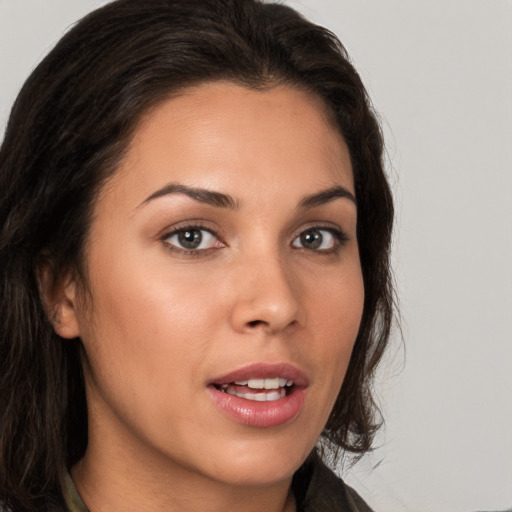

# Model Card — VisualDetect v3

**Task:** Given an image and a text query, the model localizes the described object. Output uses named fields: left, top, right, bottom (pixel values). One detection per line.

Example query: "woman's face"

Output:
left=62, top=82, right=364, bottom=488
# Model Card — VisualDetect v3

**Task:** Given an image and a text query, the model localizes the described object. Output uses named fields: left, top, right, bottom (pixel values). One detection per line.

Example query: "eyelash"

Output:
left=292, top=225, right=349, bottom=253
left=161, top=223, right=349, bottom=256
left=161, top=222, right=222, bottom=257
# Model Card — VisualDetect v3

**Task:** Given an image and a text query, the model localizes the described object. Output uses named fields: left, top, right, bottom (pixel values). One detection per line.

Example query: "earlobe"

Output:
left=37, top=263, right=82, bottom=339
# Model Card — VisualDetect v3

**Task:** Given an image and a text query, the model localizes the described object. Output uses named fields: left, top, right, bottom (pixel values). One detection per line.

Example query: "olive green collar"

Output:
left=62, top=472, right=89, bottom=512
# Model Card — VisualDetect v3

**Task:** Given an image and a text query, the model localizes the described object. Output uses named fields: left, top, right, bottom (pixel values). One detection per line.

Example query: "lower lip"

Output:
left=208, top=386, right=307, bottom=428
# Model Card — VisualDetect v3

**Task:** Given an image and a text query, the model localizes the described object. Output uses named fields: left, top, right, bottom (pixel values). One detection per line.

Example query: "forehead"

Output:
left=103, top=81, right=353, bottom=207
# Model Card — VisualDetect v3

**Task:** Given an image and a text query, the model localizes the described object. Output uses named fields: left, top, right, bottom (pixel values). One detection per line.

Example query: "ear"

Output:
left=37, top=262, right=82, bottom=339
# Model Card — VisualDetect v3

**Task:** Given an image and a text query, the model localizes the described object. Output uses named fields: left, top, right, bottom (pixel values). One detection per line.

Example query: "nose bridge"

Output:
left=230, top=244, right=304, bottom=334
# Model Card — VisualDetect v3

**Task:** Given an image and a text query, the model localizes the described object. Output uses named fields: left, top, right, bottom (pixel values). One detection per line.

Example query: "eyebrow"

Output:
left=139, top=182, right=355, bottom=210
left=139, top=183, right=239, bottom=209
left=298, top=185, right=356, bottom=208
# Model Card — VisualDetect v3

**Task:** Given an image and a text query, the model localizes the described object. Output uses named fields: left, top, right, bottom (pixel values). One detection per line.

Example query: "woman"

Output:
left=0, top=1, right=394, bottom=511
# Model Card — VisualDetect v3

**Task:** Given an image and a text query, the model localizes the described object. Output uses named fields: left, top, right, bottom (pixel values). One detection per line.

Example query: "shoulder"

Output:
left=344, top=484, right=375, bottom=512
left=294, top=452, right=375, bottom=512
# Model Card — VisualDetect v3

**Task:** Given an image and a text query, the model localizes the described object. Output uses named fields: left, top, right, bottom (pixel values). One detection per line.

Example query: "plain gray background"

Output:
left=1, top=1, right=511, bottom=511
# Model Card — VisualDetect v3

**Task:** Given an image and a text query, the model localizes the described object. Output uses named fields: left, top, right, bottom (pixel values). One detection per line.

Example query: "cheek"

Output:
left=75, top=274, right=210, bottom=447
left=308, top=257, right=364, bottom=341
left=309, top=263, right=364, bottom=389
left=76, top=248, right=224, bottom=391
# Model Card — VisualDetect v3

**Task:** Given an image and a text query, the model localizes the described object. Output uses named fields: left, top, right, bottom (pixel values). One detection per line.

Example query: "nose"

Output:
left=229, top=252, right=306, bottom=335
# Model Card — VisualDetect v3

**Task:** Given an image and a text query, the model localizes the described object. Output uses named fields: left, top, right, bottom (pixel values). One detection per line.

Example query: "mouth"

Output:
left=207, top=363, right=308, bottom=427
left=214, top=377, right=295, bottom=402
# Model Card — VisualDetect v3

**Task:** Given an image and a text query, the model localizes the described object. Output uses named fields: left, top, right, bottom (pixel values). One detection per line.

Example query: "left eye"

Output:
left=164, top=228, right=219, bottom=251
left=292, top=228, right=338, bottom=251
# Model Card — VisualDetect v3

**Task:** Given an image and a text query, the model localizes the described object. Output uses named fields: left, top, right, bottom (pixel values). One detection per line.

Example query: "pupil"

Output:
left=178, top=230, right=202, bottom=249
left=301, top=230, right=322, bottom=249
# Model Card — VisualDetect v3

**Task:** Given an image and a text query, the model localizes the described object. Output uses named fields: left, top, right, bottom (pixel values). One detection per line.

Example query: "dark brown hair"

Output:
left=0, top=0, right=394, bottom=509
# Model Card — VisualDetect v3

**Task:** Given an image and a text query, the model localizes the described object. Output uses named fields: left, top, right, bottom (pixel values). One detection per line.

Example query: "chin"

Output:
left=204, top=437, right=313, bottom=487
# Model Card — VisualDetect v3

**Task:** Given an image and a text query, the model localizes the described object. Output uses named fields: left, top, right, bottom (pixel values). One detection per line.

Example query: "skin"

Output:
left=49, top=82, right=364, bottom=512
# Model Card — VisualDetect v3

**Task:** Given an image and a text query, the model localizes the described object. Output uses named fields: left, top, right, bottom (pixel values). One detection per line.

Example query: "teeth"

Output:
left=265, top=390, right=284, bottom=401
left=247, top=377, right=294, bottom=389
left=217, top=377, right=294, bottom=397
left=226, top=388, right=286, bottom=401
left=264, top=378, right=279, bottom=389
left=247, top=378, right=264, bottom=389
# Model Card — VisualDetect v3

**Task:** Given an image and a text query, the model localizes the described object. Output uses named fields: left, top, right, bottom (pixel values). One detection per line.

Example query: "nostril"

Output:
left=247, top=320, right=266, bottom=328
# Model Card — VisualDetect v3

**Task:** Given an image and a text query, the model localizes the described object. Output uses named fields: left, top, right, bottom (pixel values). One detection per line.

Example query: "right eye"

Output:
left=163, top=227, right=222, bottom=253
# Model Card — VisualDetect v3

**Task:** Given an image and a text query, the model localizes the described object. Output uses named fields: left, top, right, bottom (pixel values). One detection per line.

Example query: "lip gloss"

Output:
left=207, top=363, right=308, bottom=427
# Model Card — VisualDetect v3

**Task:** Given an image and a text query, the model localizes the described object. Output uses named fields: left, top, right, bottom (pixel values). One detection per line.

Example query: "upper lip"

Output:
left=209, top=362, right=309, bottom=388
